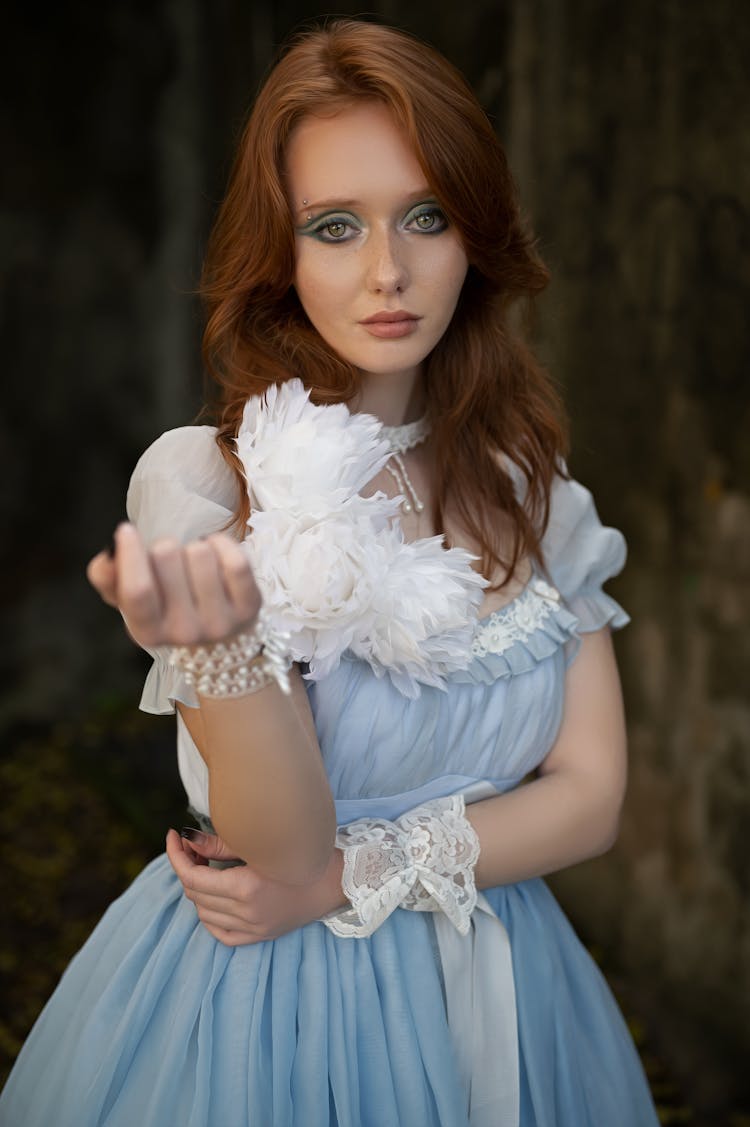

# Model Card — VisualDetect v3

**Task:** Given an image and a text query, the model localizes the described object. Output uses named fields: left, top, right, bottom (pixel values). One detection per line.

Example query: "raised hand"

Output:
left=86, top=523, right=262, bottom=650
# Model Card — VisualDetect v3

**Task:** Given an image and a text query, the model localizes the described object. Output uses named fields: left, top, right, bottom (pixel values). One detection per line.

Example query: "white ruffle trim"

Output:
left=234, top=380, right=487, bottom=697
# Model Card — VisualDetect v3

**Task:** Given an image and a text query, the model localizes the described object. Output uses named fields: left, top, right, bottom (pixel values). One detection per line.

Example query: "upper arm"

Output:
left=537, top=470, right=630, bottom=817
left=538, top=628, right=628, bottom=817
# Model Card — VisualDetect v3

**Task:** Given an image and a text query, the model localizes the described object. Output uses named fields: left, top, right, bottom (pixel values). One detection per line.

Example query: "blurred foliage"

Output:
left=0, top=706, right=184, bottom=1083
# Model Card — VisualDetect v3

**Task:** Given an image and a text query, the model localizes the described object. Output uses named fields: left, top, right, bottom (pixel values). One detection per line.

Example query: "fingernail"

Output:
left=180, top=826, right=207, bottom=843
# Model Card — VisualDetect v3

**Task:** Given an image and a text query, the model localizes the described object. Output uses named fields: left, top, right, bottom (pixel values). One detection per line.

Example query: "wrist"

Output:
left=321, top=796, right=480, bottom=938
left=308, top=848, right=347, bottom=922
left=170, top=608, right=292, bottom=698
left=319, top=847, right=347, bottom=915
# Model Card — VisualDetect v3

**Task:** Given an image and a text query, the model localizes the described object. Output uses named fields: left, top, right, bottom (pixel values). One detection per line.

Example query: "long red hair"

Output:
left=200, top=18, right=568, bottom=585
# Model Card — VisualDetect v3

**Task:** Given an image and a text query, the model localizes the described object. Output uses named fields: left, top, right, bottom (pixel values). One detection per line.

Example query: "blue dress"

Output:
left=0, top=412, right=660, bottom=1127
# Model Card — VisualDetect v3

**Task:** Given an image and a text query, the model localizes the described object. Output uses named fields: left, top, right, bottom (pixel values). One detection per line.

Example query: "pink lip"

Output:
left=360, top=311, right=419, bottom=324
left=359, top=311, right=421, bottom=339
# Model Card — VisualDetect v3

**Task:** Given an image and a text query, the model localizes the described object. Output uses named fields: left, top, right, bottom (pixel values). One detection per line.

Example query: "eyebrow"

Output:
left=296, top=189, right=436, bottom=215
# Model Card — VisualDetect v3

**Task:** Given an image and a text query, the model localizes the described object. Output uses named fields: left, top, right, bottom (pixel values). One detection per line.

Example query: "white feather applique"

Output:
left=234, top=379, right=488, bottom=697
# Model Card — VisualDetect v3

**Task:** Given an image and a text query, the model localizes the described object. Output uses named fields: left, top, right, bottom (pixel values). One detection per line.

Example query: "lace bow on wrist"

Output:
left=323, top=795, right=480, bottom=938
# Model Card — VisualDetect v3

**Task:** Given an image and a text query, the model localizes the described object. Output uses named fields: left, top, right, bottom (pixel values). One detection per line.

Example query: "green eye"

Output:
left=406, top=204, right=448, bottom=234
left=303, top=215, right=359, bottom=243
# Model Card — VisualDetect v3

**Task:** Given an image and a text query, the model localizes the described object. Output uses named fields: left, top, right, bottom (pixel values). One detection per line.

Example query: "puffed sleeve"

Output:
left=542, top=473, right=630, bottom=642
left=125, top=425, right=240, bottom=714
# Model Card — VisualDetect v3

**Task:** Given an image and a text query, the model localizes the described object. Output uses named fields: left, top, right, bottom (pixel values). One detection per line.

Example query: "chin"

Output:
left=353, top=345, right=436, bottom=379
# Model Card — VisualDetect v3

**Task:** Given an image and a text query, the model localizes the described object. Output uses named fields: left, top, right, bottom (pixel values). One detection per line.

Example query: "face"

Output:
left=285, top=101, right=469, bottom=391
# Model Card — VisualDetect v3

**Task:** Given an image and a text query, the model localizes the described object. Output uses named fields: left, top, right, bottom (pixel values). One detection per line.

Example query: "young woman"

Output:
left=0, top=19, right=660, bottom=1127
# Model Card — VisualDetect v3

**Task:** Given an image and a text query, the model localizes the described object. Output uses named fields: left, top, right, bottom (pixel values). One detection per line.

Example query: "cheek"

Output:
left=294, top=244, right=352, bottom=323
left=445, top=242, right=470, bottom=294
left=447, top=258, right=469, bottom=302
left=293, top=264, right=317, bottom=319
left=427, top=249, right=469, bottom=314
left=419, top=238, right=468, bottom=296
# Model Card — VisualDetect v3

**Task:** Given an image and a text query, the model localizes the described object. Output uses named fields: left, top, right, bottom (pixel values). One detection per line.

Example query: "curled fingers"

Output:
left=206, top=534, right=262, bottom=627
left=114, top=523, right=164, bottom=643
left=94, top=525, right=262, bottom=649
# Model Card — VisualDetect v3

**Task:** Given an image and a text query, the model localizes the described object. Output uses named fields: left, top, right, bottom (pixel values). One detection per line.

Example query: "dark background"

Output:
left=2, top=2, right=749, bottom=1122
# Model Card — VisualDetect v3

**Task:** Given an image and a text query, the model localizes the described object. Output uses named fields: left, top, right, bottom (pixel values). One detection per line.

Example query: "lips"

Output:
left=360, top=311, right=419, bottom=324
left=359, top=311, right=421, bottom=339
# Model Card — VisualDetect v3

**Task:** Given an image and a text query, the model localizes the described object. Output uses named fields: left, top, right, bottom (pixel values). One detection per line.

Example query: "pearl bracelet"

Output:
left=169, top=609, right=293, bottom=698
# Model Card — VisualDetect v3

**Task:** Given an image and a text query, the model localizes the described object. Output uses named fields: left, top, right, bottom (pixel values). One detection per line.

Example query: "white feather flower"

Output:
left=349, top=530, right=488, bottom=697
left=234, top=379, right=487, bottom=694
left=244, top=497, right=397, bottom=679
left=236, top=379, right=392, bottom=515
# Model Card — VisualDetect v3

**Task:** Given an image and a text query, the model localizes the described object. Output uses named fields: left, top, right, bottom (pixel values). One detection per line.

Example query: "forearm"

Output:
left=319, top=768, right=623, bottom=938
left=181, top=671, right=336, bottom=884
left=467, top=766, right=623, bottom=889
left=466, top=628, right=628, bottom=889
left=94, top=525, right=336, bottom=882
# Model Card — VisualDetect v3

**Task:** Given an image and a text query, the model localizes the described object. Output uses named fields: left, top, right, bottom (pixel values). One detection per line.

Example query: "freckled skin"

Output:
left=286, top=102, right=469, bottom=405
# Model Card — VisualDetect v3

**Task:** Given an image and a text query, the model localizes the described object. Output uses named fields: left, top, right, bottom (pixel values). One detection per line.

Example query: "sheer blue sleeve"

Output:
left=542, top=474, right=630, bottom=640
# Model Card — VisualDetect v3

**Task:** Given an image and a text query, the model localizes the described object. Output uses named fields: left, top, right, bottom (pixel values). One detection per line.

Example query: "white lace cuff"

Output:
left=322, top=795, right=480, bottom=938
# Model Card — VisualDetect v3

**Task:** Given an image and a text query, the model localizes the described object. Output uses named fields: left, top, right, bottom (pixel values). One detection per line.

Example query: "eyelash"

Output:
left=306, top=205, right=448, bottom=243
left=310, top=218, right=358, bottom=243
left=406, top=205, right=448, bottom=234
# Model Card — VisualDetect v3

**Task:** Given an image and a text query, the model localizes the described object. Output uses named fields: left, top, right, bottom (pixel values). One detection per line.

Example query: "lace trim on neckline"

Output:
left=471, top=579, right=563, bottom=657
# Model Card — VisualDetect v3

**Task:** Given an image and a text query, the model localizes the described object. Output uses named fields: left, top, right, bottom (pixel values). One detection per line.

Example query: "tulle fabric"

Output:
left=1, top=857, right=657, bottom=1127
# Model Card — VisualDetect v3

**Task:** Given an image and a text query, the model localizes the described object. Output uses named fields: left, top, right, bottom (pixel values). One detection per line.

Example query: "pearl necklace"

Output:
left=380, top=415, right=431, bottom=515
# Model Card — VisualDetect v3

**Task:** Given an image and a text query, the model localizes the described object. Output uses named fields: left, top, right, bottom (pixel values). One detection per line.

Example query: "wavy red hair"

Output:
left=200, top=18, right=568, bottom=585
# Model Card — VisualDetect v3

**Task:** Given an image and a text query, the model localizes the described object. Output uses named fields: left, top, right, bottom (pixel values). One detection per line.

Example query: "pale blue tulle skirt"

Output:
left=0, top=854, right=658, bottom=1127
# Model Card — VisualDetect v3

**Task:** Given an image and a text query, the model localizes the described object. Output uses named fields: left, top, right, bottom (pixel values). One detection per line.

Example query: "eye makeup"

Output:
left=296, top=199, right=448, bottom=242
left=403, top=203, right=448, bottom=234
left=298, top=212, right=361, bottom=243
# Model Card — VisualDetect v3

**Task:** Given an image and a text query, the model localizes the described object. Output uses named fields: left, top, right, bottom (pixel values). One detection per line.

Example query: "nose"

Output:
left=365, top=227, right=409, bottom=294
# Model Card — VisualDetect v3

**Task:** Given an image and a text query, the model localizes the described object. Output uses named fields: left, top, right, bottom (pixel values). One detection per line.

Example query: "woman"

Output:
left=0, top=19, right=659, bottom=1127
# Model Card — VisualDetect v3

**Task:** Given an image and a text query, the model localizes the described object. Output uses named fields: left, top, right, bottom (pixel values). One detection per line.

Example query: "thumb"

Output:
left=86, top=551, right=119, bottom=607
left=179, top=827, right=242, bottom=863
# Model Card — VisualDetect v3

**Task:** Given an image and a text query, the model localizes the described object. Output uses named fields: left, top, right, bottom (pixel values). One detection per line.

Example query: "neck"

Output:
left=354, top=368, right=426, bottom=426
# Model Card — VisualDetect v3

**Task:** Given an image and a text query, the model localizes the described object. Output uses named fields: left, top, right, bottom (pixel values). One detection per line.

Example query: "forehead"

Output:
left=285, top=102, right=428, bottom=203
